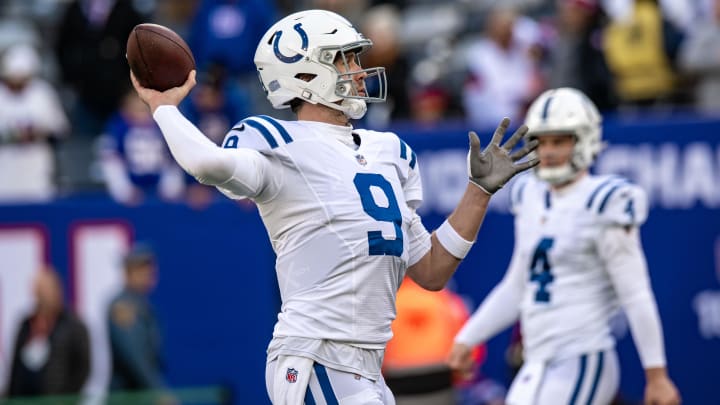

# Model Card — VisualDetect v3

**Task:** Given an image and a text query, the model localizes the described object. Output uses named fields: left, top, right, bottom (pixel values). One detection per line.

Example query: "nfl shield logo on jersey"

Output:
left=286, top=368, right=298, bottom=383
left=355, top=154, right=367, bottom=166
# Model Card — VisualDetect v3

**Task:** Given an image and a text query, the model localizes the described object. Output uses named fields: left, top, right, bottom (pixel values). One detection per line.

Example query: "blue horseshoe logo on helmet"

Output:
left=273, top=23, right=309, bottom=63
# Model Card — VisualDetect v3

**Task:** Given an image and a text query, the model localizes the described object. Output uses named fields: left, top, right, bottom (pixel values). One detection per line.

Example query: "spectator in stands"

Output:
left=678, top=0, right=720, bottom=113
left=306, top=0, right=369, bottom=26
left=187, top=0, right=277, bottom=117
left=188, top=0, right=277, bottom=78
left=180, top=63, right=250, bottom=146
left=7, top=266, right=91, bottom=397
left=0, top=43, right=70, bottom=203
left=55, top=0, right=148, bottom=136
left=108, top=244, right=165, bottom=391
left=360, top=4, right=412, bottom=128
left=462, top=7, right=540, bottom=129
left=410, top=85, right=452, bottom=127
left=179, top=63, right=250, bottom=208
left=99, top=89, right=186, bottom=206
left=603, top=0, right=685, bottom=107
left=544, top=0, right=617, bottom=111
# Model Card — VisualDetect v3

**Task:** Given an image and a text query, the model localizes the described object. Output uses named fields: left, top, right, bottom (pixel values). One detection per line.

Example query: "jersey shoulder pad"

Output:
left=357, top=129, right=418, bottom=171
left=585, top=175, right=648, bottom=226
left=220, top=115, right=295, bottom=152
left=509, top=172, right=534, bottom=213
left=397, top=135, right=418, bottom=171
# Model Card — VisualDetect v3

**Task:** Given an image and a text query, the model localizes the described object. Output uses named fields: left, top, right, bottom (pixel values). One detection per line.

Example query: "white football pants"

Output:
left=266, top=355, right=396, bottom=405
left=507, top=349, right=620, bottom=405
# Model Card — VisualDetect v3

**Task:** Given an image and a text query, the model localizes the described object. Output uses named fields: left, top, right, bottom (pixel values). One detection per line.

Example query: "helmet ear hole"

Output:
left=294, top=73, right=317, bottom=82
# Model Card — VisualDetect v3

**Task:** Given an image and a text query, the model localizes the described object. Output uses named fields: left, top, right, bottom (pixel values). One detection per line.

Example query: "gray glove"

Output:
left=468, top=117, right=539, bottom=194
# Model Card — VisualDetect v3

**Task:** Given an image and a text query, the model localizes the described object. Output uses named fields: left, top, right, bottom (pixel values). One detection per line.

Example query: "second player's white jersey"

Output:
left=217, top=116, right=429, bottom=377
left=509, top=172, right=648, bottom=362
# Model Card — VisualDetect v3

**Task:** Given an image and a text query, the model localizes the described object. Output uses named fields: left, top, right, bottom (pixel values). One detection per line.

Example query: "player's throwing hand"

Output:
left=468, top=117, right=539, bottom=195
left=130, top=70, right=196, bottom=114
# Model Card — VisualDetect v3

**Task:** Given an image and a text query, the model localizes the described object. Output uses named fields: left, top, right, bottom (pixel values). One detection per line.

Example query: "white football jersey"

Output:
left=218, top=116, right=429, bottom=378
left=508, top=172, right=648, bottom=363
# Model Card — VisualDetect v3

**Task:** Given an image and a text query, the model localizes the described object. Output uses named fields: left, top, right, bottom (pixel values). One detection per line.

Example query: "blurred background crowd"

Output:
left=0, top=0, right=718, bottom=206
left=0, top=0, right=719, bottom=404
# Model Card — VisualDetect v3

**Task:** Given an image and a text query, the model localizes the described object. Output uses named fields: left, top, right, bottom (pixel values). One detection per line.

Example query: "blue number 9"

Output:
left=353, top=173, right=403, bottom=257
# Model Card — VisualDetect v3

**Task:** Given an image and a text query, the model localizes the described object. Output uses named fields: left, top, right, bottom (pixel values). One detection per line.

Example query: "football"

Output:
left=126, top=23, right=195, bottom=91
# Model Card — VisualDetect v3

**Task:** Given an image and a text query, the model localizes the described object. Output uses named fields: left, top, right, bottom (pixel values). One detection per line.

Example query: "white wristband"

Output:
left=436, top=220, right=474, bottom=259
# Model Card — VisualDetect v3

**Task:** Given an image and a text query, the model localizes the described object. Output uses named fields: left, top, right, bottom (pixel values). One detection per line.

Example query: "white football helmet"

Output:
left=524, top=87, right=605, bottom=184
left=254, top=9, right=387, bottom=119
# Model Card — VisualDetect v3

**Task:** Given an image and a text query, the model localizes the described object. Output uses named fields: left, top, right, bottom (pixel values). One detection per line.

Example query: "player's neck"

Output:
left=297, top=103, right=351, bottom=127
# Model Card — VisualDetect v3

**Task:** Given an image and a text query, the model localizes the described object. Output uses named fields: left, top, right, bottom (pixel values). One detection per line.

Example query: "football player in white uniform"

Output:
left=129, top=9, right=539, bottom=405
left=447, top=88, right=681, bottom=405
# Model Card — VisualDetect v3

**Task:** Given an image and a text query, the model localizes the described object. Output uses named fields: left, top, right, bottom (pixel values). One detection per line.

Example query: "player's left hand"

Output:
left=447, top=343, right=475, bottom=380
left=645, top=374, right=681, bottom=405
left=131, top=70, right=196, bottom=114
left=468, top=117, right=539, bottom=195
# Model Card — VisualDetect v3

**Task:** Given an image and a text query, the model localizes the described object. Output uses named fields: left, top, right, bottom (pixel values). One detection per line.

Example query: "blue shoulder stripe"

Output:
left=398, top=138, right=416, bottom=169
left=257, top=115, right=293, bottom=144
left=399, top=138, right=408, bottom=159
left=597, top=182, right=629, bottom=214
left=586, top=177, right=621, bottom=210
left=511, top=176, right=529, bottom=206
left=243, top=119, right=278, bottom=149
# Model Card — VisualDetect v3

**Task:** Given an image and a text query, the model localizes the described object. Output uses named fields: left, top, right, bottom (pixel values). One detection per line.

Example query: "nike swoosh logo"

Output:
left=232, top=124, right=245, bottom=131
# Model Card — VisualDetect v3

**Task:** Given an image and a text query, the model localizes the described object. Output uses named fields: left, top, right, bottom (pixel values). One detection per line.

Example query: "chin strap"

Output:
left=340, top=98, right=367, bottom=119
left=535, top=163, right=576, bottom=185
left=312, top=97, right=367, bottom=120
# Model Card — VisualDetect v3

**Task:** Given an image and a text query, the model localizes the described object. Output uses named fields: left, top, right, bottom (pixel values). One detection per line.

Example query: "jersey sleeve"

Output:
left=215, top=116, right=288, bottom=201
left=396, top=136, right=423, bottom=210
left=588, top=178, right=649, bottom=227
left=508, top=173, right=532, bottom=215
left=406, top=211, right=432, bottom=267
left=153, top=107, right=279, bottom=200
left=598, top=226, right=667, bottom=368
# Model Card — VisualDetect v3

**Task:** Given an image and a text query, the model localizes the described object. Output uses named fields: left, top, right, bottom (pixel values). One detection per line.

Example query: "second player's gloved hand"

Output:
left=468, top=117, right=539, bottom=194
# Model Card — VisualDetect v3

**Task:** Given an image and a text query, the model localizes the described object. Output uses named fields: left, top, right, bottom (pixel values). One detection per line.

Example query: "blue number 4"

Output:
left=529, top=237, right=554, bottom=303
left=353, top=173, right=403, bottom=257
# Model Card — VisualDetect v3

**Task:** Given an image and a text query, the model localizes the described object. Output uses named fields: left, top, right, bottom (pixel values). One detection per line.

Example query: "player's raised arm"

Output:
left=406, top=118, right=538, bottom=290
left=131, top=71, right=270, bottom=194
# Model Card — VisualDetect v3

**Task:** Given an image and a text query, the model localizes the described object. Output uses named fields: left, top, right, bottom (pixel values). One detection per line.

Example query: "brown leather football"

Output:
left=126, top=23, right=195, bottom=91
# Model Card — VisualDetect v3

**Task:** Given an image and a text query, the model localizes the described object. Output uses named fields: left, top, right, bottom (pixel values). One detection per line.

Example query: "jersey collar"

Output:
left=298, top=120, right=357, bottom=150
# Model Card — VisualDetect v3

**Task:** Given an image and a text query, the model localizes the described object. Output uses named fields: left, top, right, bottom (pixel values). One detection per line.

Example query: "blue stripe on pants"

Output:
left=585, top=352, right=605, bottom=405
left=313, top=363, right=338, bottom=405
left=568, top=354, right=588, bottom=405
left=304, top=386, right=316, bottom=405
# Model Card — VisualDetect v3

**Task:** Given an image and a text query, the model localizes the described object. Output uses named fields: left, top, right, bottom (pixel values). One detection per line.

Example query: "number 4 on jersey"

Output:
left=530, top=237, right=555, bottom=303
